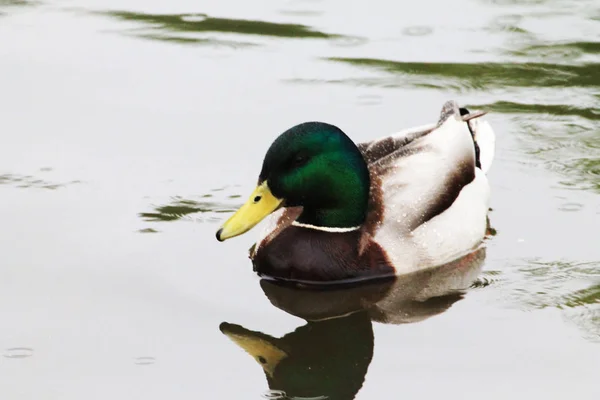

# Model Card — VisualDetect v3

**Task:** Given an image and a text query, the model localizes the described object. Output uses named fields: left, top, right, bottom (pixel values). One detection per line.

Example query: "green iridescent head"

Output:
left=216, top=122, right=370, bottom=241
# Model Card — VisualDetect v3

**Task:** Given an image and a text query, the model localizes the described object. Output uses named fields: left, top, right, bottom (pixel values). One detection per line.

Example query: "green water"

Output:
left=0, top=0, right=598, bottom=399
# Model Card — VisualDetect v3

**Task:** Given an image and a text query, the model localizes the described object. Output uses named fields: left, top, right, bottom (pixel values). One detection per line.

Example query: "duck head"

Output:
left=216, top=122, right=370, bottom=241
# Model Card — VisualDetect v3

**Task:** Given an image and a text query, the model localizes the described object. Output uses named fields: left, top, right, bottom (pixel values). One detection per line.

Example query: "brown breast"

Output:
left=251, top=226, right=395, bottom=284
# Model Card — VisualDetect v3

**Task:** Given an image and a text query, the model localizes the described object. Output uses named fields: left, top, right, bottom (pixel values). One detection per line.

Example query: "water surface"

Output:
left=0, top=0, right=599, bottom=399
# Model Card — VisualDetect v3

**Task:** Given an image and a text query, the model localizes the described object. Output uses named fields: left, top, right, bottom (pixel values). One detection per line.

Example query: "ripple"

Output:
left=488, top=14, right=530, bottom=35
left=559, top=285, right=600, bottom=343
left=134, top=356, right=156, bottom=365
left=562, top=284, right=600, bottom=308
left=0, top=0, right=35, bottom=7
left=507, top=41, right=600, bottom=61
left=0, top=173, right=81, bottom=190
left=471, top=275, right=498, bottom=288
left=211, top=185, right=240, bottom=192
left=0, top=0, right=38, bottom=17
left=401, top=25, right=433, bottom=36
left=262, top=390, right=286, bottom=399
left=4, top=347, right=34, bottom=359
left=139, top=194, right=242, bottom=223
left=564, top=306, right=600, bottom=343
left=326, top=58, right=600, bottom=90
left=132, top=34, right=257, bottom=48
left=466, top=101, right=600, bottom=121
left=99, top=10, right=345, bottom=44
left=558, top=202, right=583, bottom=212
left=503, top=259, right=600, bottom=342
left=138, top=228, right=159, bottom=233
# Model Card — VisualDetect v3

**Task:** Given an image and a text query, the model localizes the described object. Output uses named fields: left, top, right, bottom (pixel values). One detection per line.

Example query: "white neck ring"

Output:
left=291, top=221, right=361, bottom=233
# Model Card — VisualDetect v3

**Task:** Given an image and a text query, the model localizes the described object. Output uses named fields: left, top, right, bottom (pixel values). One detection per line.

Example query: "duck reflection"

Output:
left=220, top=247, right=486, bottom=400
left=220, top=312, right=373, bottom=400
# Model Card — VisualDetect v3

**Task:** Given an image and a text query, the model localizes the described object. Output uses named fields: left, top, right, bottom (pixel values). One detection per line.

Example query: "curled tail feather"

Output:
left=459, top=106, right=496, bottom=175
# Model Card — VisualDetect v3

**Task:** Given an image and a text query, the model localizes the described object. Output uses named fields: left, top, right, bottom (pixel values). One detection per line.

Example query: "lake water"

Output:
left=0, top=0, right=599, bottom=399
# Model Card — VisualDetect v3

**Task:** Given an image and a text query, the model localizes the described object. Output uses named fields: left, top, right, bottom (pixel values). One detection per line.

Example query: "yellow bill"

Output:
left=216, top=181, right=282, bottom=241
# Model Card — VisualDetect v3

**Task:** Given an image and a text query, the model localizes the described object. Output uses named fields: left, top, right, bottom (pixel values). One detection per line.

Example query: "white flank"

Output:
left=372, top=115, right=490, bottom=274
left=472, top=119, right=496, bottom=174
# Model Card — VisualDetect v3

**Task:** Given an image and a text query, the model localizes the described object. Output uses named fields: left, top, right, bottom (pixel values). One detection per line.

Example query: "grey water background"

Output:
left=0, top=0, right=599, bottom=398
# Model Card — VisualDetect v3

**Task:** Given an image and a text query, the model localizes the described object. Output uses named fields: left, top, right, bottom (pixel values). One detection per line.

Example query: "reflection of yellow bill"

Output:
left=216, top=181, right=282, bottom=241
left=220, top=326, right=288, bottom=377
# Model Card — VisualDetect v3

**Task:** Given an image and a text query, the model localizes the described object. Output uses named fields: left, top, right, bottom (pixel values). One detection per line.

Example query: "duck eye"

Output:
left=293, top=154, right=308, bottom=166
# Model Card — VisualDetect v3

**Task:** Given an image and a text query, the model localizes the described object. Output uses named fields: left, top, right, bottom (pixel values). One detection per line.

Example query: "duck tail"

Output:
left=459, top=107, right=496, bottom=174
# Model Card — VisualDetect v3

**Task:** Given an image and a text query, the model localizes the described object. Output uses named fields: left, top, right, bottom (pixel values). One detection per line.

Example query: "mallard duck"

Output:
left=216, top=100, right=495, bottom=283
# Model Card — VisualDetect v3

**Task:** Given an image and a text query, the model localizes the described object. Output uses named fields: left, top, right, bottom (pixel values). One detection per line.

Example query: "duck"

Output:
left=216, top=100, right=495, bottom=284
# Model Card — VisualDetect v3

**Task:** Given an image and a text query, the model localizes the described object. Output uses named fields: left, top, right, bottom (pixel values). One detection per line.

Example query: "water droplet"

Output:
left=4, top=347, right=33, bottom=359
left=134, top=356, right=156, bottom=365
left=402, top=25, right=433, bottom=36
